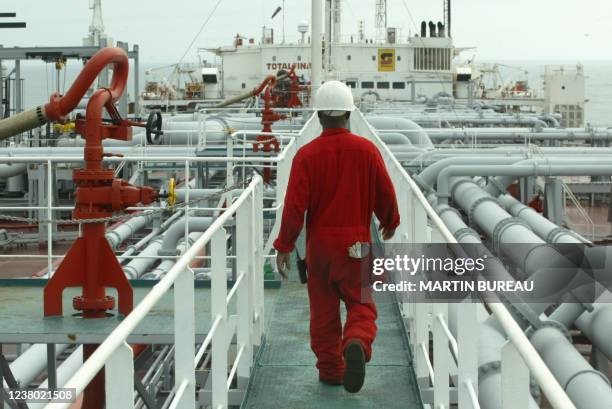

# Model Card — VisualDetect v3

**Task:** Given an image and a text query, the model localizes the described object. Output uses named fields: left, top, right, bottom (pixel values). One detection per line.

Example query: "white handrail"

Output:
left=44, top=175, right=263, bottom=409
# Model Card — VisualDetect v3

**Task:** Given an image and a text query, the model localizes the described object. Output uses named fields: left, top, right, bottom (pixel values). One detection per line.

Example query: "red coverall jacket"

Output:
left=274, top=127, right=400, bottom=252
left=273, top=127, right=400, bottom=380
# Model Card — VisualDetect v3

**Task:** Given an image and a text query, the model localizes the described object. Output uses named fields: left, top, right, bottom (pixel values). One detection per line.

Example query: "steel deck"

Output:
left=242, top=277, right=423, bottom=409
left=0, top=280, right=280, bottom=344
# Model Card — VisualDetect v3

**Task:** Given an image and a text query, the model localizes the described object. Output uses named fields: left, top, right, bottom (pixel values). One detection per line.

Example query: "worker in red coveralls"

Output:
left=273, top=80, right=400, bottom=393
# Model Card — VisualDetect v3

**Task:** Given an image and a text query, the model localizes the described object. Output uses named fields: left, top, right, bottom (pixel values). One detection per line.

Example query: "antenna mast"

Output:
left=443, top=0, right=451, bottom=37
left=89, top=0, right=105, bottom=46
left=375, top=0, right=387, bottom=42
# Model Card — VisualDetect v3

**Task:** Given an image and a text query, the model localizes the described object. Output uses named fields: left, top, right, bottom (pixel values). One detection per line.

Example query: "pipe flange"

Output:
left=478, top=360, right=501, bottom=378
left=564, top=369, right=611, bottom=392
left=479, top=360, right=540, bottom=400
left=491, top=217, right=532, bottom=255
left=467, top=196, right=500, bottom=226
left=437, top=206, right=462, bottom=218
left=454, top=227, right=480, bottom=241
left=525, top=319, right=572, bottom=342
left=545, top=227, right=584, bottom=244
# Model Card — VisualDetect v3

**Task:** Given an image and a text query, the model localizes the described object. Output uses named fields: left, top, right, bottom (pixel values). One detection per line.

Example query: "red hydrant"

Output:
left=43, top=48, right=157, bottom=319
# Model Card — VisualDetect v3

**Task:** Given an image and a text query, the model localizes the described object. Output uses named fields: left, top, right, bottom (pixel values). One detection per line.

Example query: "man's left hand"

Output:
left=276, top=251, right=290, bottom=279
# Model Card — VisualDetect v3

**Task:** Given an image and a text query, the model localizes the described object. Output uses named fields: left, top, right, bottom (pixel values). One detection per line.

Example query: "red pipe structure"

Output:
left=39, top=47, right=158, bottom=409
left=253, top=75, right=285, bottom=182
left=44, top=47, right=157, bottom=319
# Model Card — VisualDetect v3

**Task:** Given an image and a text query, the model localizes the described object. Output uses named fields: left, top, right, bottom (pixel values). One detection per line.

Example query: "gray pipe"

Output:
left=379, top=132, right=412, bottom=145
left=497, top=194, right=587, bottom=245
left=438, top=164, right=612, bottom=204
left=425, top=128, right=612, bottom=142
left=158, top=217, right=212, bottom=256
left=144, top=232, right=203, bottom=280
left=530, top=326, right=612, bottom=409
left=0, top=163, right=27, bottom=178
left=366, top=116, right=434, bottom=147
left=106, top=213, right=153, bottom=250
left=497, top=193, right=612, bottom=363
left=450, top=181, right=612, bottom=408
left=123, top=237, right=163, bottom=279
left=416, top=156, right=523, bottom=188
left=406, top=146, right=612, bottom=167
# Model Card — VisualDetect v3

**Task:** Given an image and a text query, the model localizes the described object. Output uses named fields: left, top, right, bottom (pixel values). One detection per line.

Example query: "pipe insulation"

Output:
left=0, top=106, right=47, bottom=141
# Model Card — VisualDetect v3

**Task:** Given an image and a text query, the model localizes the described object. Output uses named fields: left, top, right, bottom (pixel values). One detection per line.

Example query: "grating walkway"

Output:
left=242, top=277, right=423, bottom=409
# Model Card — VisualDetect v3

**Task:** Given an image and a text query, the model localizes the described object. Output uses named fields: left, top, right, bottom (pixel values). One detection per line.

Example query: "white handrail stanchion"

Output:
left=105, top=342, right=134, bottom=409
left=236, top=195, right=254, bottom=387
left=458, top=302, right=479, bottom=409
left=433, top=304, right=450, bottom=409
left=211, top=228, right=228, bottom=409
left=501, top=340, right=530, bottom=409
left=173, top=266, right=195, bottom=409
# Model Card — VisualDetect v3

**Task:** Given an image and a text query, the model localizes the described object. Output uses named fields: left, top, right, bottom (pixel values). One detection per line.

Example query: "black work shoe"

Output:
left=343, top=340, right=366, bottom=393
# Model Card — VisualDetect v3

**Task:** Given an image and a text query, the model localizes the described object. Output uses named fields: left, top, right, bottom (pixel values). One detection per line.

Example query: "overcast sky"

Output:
left=3, top=0, right=612, bottom=64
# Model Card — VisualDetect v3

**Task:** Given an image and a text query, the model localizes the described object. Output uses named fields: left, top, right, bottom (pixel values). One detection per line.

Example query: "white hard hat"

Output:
left=313, top=80, right=356, bottom=116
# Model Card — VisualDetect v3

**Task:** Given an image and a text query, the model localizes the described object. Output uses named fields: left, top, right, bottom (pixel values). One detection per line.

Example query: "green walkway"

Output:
left=242, top=279, right=423, bottom=409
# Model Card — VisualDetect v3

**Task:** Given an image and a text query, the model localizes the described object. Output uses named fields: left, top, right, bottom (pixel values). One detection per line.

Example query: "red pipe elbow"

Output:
left=44, top=47, right=129, bottom=122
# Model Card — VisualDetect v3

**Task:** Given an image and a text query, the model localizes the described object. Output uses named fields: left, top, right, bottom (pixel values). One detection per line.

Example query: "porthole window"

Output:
left=397, top=55, right=402, bottom=61
left=372, top=55, right=376, bottom=61
left=347, top=55, right=351, bottom=61
left=297, top=55, right=301, bottom=61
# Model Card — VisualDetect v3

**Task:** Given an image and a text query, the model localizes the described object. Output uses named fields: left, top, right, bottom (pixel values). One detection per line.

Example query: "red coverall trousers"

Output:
left=273, top=127, right=400, bottom=381
left=306, top=235, right=377, bottom=379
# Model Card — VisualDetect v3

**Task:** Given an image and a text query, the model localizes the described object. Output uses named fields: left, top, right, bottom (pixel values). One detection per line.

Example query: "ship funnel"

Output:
left=437, top=21, right=445, bottom=37
left=420, top=21, right=427, bottom=37
left=428, top=21, right=436, bottom=37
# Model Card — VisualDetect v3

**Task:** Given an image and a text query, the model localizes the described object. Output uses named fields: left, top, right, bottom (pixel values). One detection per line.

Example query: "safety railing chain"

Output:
left=0, top=178, right=253, bottom=226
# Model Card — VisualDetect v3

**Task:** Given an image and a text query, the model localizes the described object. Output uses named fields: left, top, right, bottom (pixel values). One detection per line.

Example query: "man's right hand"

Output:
left=276, top=251, right=290, bottom=279
left=380, top=225, right=396, bottom=241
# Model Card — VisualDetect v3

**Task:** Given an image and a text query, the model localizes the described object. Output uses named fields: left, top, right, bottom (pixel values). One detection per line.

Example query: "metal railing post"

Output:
left=252, top=181, right=264, bottom=345
left=211, top=228, right=228, bottom=409
left=433, top=304, right=450, bottom=408
left=105, top=342, right=134, bottom=409
left=173, top=264, right=196, bottom=409
left=501, top=341, right=530, bottom=409
left=236, top=195, right=254, bottom=386
left=47, top=160, right=53, bottom=277
left=457, top=302, right=479, bottom=409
